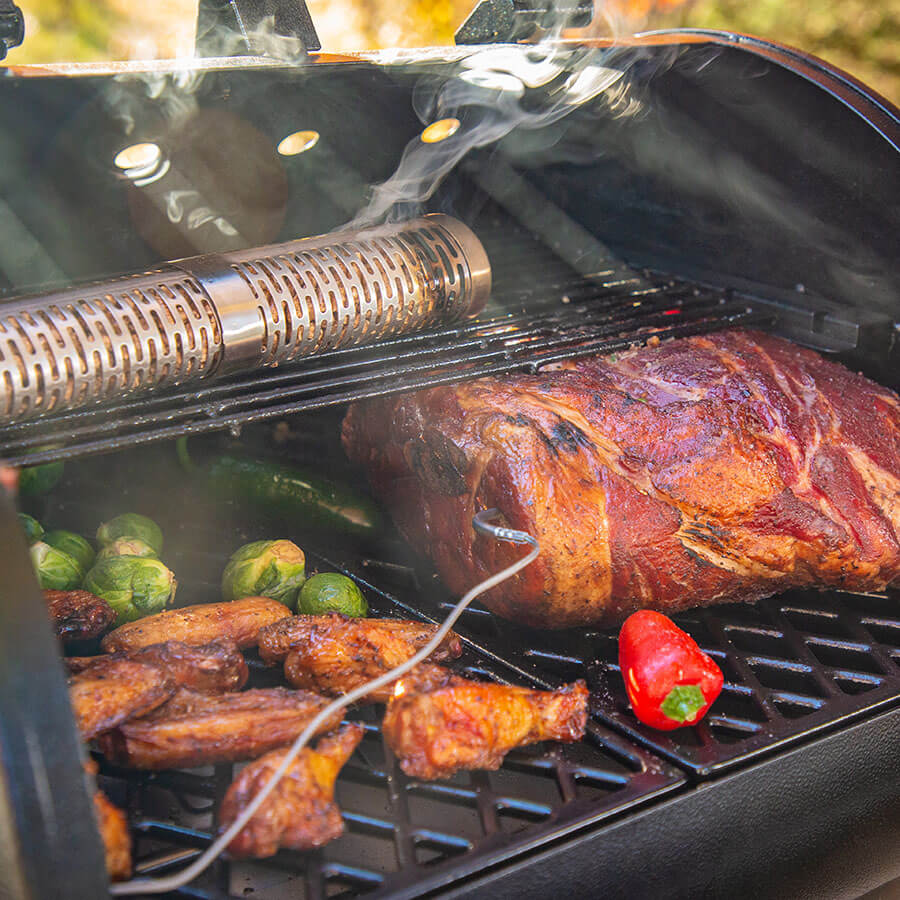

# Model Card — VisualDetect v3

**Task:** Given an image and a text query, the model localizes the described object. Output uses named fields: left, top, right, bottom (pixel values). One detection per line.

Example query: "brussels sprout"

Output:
left=83, top=556, right=176, bottom=626
left=297, top=573, right=368, bottom=617
left=43, top=530, right=96, bottom=574
left=96, top=537, right=158, bottom=561
left=19, top=460, right=65, bottom=496
left=30, top=541, right=83, bottom=590
left=222, top=540, right=306, bottom=608
left=18, top=513, right=44, bottom=544
left=96, top=514, right=163, bottom=555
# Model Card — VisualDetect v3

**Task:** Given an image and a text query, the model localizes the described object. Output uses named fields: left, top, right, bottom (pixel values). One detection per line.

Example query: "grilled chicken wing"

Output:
left=68, top=640, right=249, bottom=694
left=344, top=329, right=900, bottom=627
left=220, top=723, right=364, bottom=858
left=284, top=652, right=456, bottom=703
left=45, top=589, right=116, bottom=643
left=258, top=613, right=463, bottom=692
left=97, top=687, right=343, bottom=769
left=101, top=597, right=292, bottom=653
left=70, top=659, right=174, bottom=741
left=383, top=679, right=589, bottom=779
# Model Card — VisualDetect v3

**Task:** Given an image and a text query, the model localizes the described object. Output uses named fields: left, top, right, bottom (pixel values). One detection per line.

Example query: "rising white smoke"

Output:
left=349, top=36, right=635, bottom=227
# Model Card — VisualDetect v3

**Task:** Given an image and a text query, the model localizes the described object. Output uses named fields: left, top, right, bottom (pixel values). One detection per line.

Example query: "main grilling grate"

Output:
left=413, top=580, right=900, bottom=777
left=42, top=462, right=682, bottom=898
left=32, top=445, right=900, bottom=897
left=0, top=218, right=771, bottom=467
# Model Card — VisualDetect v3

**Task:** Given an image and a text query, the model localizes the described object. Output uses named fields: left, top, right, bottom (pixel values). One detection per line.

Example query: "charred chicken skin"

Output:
left=92, top=788, right=132, bottom=881
left=45, top=589, right=116, bottom=643
left=101, top=597, right=292, bottom=653
left=343, top=329, right=900, bottom=627
left=68, top=639, right=249, bottom=694
left=383, top=678, right=589, bottom=779
left=97, top=687, right=343, bottom=769
left=220, top=723, right=365, bottom=858
left=259, top=613, right=463, bottom=700
left=70, top=658, right=174, bottom=741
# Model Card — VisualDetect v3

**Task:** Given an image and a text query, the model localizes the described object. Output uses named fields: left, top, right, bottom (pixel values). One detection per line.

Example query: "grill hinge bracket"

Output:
left=455, top=0, right=593, bottom=45
left=0, top=0, right=24, bottom=61
left=195, top=0, right=320, bottom=58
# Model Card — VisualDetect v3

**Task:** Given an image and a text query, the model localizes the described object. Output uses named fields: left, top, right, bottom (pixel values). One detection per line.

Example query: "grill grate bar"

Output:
left=0, top=282, right=707, bottom=443
left=701, top=610, right=783, bottom=724
left=0, top=275, right=696, bottom=441
left=0, top=297, right=769, bottom=465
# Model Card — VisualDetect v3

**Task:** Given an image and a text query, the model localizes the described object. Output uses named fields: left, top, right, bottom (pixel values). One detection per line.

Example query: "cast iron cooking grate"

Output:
left=392, top=574, right=900, bottom=778
left=90, top=548, right=683, bottom=900
left=38, top=449, right=900, bottom=896
left=41, top=465, right=682, bottom=899
left=0, top=217, right=771, bottom=467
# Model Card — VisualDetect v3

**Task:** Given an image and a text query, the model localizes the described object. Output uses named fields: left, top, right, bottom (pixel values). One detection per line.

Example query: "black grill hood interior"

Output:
left=2, top=38, right=897, bottom=338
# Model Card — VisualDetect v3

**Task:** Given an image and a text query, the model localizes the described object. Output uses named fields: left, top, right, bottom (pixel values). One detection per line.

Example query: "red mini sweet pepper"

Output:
left=618, top=610, right=724, bottom=731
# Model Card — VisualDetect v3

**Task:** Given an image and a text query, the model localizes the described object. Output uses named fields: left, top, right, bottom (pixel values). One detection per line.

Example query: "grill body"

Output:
left=0, top=32, right=897, bottom=900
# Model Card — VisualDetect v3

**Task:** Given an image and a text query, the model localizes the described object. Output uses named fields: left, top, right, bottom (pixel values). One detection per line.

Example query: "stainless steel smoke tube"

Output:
left=0, top=215, right=491, bottom=424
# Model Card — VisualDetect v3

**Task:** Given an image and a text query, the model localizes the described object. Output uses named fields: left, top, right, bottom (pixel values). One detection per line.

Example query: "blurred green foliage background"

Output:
left=5, top=0, right=898, bottom=102
left=656, top=0, right=899, bottom=102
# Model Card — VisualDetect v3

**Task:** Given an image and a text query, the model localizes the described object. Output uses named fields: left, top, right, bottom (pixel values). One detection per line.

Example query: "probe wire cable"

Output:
left=110, top=508, right=539, bottom=895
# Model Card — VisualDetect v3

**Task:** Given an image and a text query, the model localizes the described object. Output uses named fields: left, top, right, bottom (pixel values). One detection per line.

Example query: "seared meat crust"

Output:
left=84, top=760, right=132, bottom=881
left=383, top=679, right=588, bottom=779
left=101, top=597, right=292, bottom=653
left=97, top=687, right=342, bottom=769
left=68, top=639, right=248, bottom=694
left=220, top=724, right=364, bottom=858
left=343, top=329, right=900, bottom=627
left=93, top=788, right=132, bottom=881
left=45, top=589, right=116, bottom=643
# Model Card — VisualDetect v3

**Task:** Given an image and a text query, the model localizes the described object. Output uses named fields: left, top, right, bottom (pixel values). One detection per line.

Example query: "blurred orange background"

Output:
left=6, top=0, right=898, bottom=102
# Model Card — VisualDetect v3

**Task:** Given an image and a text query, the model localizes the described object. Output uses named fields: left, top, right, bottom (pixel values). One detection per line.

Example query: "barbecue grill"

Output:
left=0, top=6, right=898, bottom=899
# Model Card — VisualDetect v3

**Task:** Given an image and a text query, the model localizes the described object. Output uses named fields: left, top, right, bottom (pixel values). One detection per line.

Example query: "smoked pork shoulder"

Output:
left=343, top=330, right=899, bottom=628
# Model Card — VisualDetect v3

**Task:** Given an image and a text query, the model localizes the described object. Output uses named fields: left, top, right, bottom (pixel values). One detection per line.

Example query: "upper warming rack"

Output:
left=0, top=218, right=770, bottom=466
